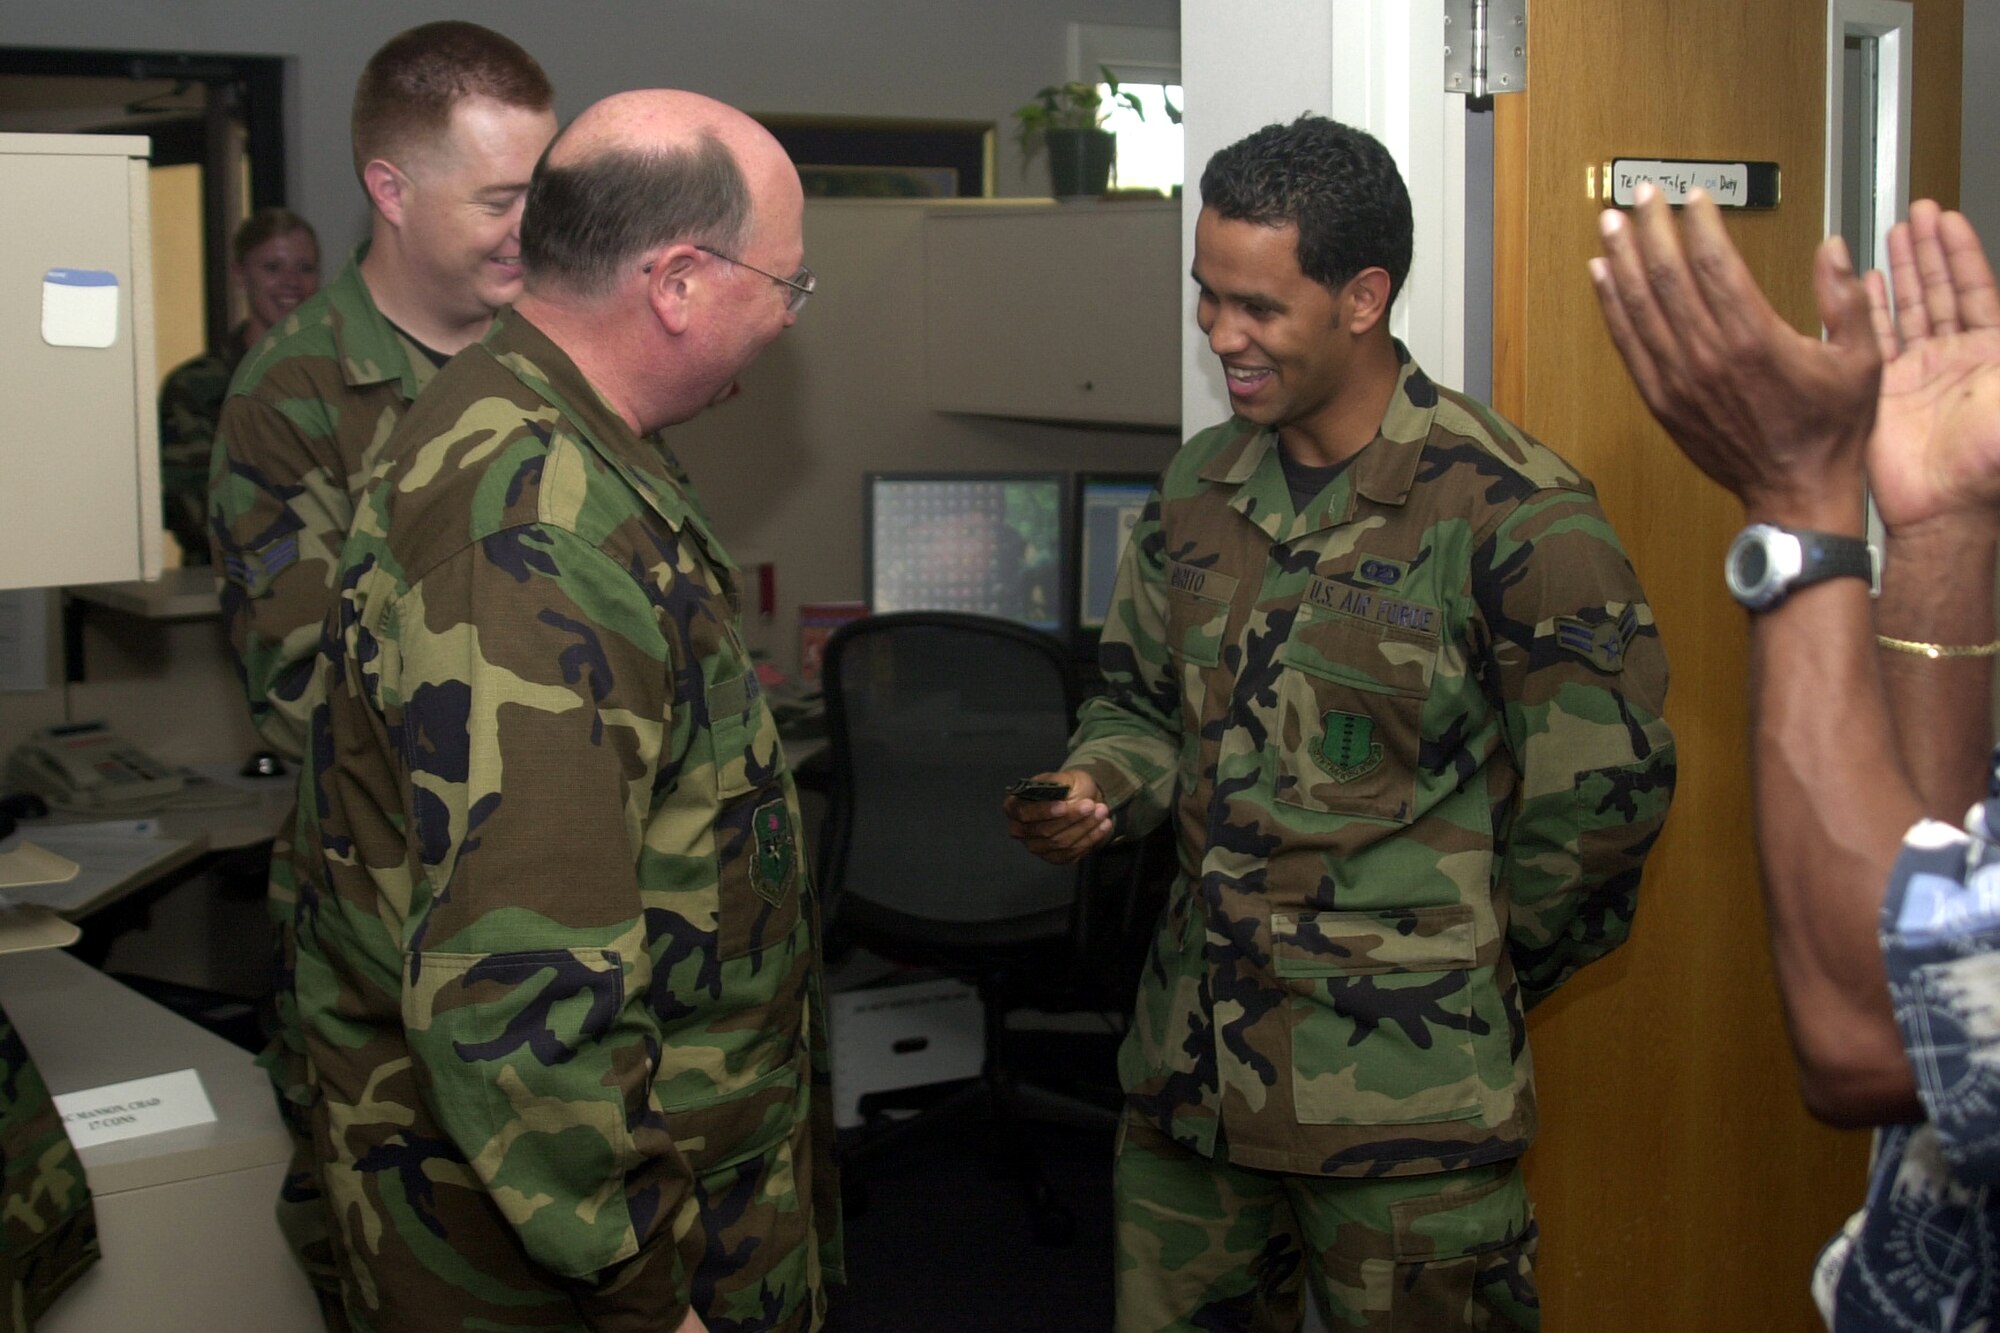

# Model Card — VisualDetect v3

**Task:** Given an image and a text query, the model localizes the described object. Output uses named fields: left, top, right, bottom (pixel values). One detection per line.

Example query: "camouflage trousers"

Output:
left=1114, top=1115, right=1538, bottom=1332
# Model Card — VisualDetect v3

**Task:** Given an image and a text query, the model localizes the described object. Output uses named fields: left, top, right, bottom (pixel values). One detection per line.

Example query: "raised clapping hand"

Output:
left=1003, top=768, right=1113, bottom=866
left=1588, top=181, right=1881, bottom=526
left=1863, top=199, right=2000, bottom=538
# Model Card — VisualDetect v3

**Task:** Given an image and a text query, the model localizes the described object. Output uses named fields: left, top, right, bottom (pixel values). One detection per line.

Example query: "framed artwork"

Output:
left=757, top=116, right=994, bottom=199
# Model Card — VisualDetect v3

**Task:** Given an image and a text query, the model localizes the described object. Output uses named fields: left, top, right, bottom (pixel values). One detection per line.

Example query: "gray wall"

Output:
left=1965, top=1, right=2000, bottom=238
left=0, top=0, right=1178, bottom=252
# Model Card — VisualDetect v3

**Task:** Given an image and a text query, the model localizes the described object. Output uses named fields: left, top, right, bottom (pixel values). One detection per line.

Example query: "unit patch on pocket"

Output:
left=1312, top=709, right=1385, bottom=783
left=751, top=798, right=796, bottom=904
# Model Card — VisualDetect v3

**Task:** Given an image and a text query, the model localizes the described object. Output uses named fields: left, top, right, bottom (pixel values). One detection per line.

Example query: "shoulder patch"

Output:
left=1555, top=606, right=1638, bottom=673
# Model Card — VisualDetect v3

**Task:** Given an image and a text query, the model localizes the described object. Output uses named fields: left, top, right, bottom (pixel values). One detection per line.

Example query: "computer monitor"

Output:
left=864, top=472, right=1067, bottom=633
left=1072, top=472, right=1156, bottom=642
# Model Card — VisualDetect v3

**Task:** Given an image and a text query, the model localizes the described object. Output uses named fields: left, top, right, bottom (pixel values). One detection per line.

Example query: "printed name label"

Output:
left=53, top=1068, right=216, bottom=1149
left=1167, top=561, right=1236, bottom=604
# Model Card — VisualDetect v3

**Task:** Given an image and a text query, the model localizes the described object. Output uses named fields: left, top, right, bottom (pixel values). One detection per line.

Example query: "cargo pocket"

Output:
left=1327, top=1167, right=1538, bottom=1332
left=1273, top=609, right=1435, bottom=824
left=1275, top=906, right=1483, bottom=1125
left=709, top=671, right=803, bottom=962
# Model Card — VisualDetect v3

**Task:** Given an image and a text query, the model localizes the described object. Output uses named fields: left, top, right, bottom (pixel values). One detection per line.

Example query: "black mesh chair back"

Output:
left=820, top=612, right=1080, bottom=948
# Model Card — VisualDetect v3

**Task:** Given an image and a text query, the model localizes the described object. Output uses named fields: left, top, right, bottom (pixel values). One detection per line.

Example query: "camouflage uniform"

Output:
left=294, top=310, right=837, bottom=1331
left=210, top=247, right=438, bottom=1329
left=1066, top=348, right=1675, bottom=1330
left=0, top=1005, right=96, bottom=1332
left=156, top=322, right=250, bottom=566
left=211, top=247, right=439, bottom=761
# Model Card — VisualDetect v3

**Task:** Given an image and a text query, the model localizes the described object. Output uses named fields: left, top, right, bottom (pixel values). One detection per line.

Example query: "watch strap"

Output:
left=1793, top=528, right=1873, bottom=589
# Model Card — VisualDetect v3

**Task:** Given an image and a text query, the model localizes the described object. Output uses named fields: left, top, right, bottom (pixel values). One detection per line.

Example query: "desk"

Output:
left=67, top=568, right=222, bottom=622
left=0, top=949, right=320, bottom=1330
left=0, top=766, right=292, bottom=960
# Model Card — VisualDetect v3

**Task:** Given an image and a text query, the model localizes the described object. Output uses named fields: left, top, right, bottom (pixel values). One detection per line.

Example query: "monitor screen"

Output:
left=1074, top=473, right=1155, bottom=633
left=865, top=473, right=1066, bottom=632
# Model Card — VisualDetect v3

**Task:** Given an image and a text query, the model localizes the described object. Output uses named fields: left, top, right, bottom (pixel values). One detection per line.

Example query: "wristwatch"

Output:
left=1724, top=524, right=1874, bottom=611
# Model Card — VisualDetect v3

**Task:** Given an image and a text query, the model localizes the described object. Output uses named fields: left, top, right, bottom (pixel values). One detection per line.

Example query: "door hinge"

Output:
left=1445, top=0, right=1527, bottom=98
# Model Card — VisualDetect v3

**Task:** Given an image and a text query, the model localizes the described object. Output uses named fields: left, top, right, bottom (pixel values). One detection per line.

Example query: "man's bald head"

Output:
left=520, top=90, right=795, bottom=299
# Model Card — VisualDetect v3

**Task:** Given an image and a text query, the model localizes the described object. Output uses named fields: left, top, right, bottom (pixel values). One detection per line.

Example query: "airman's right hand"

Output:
left=1003, top=768, right=1112, bottom=865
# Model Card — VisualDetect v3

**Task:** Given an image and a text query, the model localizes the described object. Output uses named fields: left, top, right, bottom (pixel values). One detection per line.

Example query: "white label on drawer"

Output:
left=41, top=268, right=120, bottom=348
left=54, top=1068, right=215, bottom=1148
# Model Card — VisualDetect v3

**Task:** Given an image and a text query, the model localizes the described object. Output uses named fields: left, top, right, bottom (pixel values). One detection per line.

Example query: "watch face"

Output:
left=1732, top=541, right=1769, bottom=588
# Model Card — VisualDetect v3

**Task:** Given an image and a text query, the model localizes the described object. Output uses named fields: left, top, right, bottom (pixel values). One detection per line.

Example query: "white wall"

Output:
left=0, top=0, right=1177, bottom=253
left=1964, top=0, right=2000, bottom=238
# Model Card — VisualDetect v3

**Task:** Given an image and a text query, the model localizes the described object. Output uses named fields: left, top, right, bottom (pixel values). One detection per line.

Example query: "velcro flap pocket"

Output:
left=1279, top=606, right=1437, bottom=699
left=1273, top=905, right=1476, bottom=978
left=403, top=947, right=639, bottom=1278
left=663, top=1056, right=803, bottom=1178
left=1165, top=562, right=1237, bottom=670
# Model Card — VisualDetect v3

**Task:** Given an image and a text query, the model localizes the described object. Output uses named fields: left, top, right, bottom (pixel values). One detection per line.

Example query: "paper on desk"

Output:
left=0, top=820, right=194, bottom=914
left=0, top=842, right=79, bottom=890
left=0, top=899, right=81, bottom=954
left=54, top=1068, right=216, bottom=1149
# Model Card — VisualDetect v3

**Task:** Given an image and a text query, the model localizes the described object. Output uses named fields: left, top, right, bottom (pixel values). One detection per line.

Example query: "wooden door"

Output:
left=1495, top=2, right=1962, bottom=1327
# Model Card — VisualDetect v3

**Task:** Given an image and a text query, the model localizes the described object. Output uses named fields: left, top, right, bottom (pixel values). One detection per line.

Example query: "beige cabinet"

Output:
left=0, top=949, right=320, bottom=1331
left=0, top=133, right=160, bottom=592
left=923, top=200, right=1180, bottom=428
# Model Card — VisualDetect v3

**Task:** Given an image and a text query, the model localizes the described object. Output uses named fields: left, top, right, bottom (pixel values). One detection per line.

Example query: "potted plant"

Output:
left=1013, top=66, right=1144, bottom=198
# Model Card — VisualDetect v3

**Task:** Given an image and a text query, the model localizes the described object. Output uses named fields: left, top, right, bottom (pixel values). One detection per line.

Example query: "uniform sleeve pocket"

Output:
left=403, top=947, right=645, bottom=1278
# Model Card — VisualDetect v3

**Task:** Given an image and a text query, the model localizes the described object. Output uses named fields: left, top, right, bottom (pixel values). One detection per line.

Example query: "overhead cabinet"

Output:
left=923, top=201, right=1180, bottom=429
left=0, top=133, right=160, bottom=591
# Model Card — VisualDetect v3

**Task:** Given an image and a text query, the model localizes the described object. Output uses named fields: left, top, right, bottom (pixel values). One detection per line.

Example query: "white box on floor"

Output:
left=830, top=977, right=983, bottom=1129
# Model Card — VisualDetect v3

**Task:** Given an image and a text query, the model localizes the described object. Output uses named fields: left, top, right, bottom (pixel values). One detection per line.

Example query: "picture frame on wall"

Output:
left=757, top=115, right=994, bottom=199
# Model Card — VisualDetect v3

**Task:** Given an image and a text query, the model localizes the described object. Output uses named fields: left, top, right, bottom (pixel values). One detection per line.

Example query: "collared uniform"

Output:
left=210, top=247, right=437, bottom=760
left=1069, top=350, right=1675, bottom=1327
left=208, top=247, right=437, bottom=1328
left=157, top=322, right=251, bottom=565
left=294, top=311, right=836, bottom=1332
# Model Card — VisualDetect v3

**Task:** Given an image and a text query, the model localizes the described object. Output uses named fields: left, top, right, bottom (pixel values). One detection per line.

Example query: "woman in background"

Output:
left=158, top=207, right=319, bottom=565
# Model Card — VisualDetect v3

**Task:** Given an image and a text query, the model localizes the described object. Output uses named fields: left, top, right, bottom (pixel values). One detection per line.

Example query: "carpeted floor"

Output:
left=824, top=1112, right=1118, bottom=1332
left=823, top=1025, right=1123, bottom=1333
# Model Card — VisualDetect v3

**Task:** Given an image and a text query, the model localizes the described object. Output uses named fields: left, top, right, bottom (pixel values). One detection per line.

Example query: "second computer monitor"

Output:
left=1073, top=472, right=1156, bottom=639
left=864, top=472, right=1066, bottom=633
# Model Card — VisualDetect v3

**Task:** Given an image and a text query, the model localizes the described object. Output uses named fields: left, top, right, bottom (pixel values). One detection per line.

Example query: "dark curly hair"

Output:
left=1199, top=114, right=1413, bottom=304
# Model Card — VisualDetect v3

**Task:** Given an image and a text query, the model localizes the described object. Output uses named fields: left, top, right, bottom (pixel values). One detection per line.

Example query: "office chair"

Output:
left=818, top=611, right=1126, bottom=1246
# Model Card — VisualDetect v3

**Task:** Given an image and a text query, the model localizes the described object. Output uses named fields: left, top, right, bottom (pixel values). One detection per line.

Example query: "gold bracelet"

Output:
left=1875, top=633, right=2000, bottom=658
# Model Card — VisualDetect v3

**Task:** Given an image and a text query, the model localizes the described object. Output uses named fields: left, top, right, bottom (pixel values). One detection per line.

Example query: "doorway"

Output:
left=0, top=49, right=286, bottom=390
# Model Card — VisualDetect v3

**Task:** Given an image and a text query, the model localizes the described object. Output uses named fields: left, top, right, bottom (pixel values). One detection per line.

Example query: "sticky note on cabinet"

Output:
left=41, top=268, right=120, bottom=348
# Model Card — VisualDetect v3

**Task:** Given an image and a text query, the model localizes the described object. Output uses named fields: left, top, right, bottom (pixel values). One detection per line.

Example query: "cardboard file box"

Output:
left=830, top=977, right=983, bottom=1129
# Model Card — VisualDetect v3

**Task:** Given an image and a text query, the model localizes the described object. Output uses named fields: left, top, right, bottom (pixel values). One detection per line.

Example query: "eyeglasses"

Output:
left=696, top=245, right=816, bottom=315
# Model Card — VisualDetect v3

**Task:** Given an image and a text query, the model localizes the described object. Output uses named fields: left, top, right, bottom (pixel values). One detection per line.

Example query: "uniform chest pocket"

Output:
left=1165, top=562, right=1236, bottom=670
left=1273, top=609, right=1437, bottom=824
left=707, top=671, right=803, bottom=961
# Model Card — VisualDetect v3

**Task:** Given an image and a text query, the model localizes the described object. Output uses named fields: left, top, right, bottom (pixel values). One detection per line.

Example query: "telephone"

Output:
left=6, top=721, right=184, bottom=810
